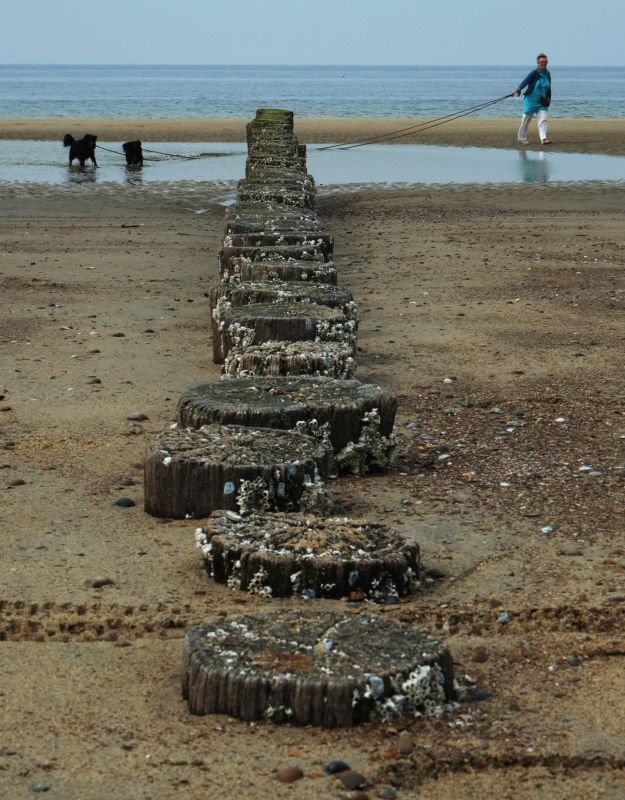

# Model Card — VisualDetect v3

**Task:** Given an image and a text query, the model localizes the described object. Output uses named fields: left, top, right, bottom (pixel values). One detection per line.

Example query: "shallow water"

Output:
left=1, top=140, right=625, bottom=188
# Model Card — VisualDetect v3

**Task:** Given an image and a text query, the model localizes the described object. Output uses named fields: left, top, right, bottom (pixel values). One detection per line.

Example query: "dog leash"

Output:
left=315, top=93, right=515, bottom=151
left=95, top=143, right=237, bottom=161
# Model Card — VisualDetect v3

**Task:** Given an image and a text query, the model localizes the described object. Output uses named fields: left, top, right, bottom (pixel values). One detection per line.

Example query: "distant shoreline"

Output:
left=0, top=117, right=624, bottom=155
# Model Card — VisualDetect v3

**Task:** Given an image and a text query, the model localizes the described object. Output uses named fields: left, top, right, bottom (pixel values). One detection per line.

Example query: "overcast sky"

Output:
left=4, top=0, right=623, bottom=66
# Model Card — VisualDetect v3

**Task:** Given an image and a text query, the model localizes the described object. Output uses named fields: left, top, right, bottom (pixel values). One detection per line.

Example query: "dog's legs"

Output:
left=91, top=156, right=98, bottom=167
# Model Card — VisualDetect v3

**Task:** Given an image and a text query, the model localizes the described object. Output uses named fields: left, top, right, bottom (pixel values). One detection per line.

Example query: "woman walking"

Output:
left=514, top=53, right=552, bottom=145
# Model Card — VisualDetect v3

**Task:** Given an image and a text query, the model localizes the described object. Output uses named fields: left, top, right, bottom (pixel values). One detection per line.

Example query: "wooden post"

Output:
left=176, top=376, right=396, bottom=456
left=182, top=609, right=455, bottom=726
left=196, top=510, right=420, bottom=600
left=223, top=340, right=356, bottom=379
left=144, top=424, right=331, bottom=519
left=212, top=301, right=354, bottom=363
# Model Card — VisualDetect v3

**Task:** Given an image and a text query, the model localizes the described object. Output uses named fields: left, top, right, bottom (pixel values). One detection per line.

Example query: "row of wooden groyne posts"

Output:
left=143, top=109, right=457, bottom=728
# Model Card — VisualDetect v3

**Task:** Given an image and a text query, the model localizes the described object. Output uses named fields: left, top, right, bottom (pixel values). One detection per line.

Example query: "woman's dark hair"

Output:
left=536, top=53, right=548, bottom=61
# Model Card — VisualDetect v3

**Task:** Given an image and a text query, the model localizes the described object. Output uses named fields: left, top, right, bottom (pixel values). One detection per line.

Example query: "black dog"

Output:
left=63, top=133, right=98, bottom=167
left=122, top=140, right=143, bottom=166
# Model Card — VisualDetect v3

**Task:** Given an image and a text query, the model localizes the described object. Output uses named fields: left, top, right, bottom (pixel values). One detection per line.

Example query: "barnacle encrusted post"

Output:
left=245, top=153, right=308, bottom=175
left=225, top=201, right=320, bottom=228
left=174, top=109, right=458, bottom=729
left=222, top=256, right=338, bottom=285
left=236, top=180, right=316, bottom=210
left=181, top=610, right=455, bottom=727
left=212, top=302, right=353, bottom=364
left=335, top=408, right=398, bottom=475
left=176, top=376, right=396, bottom=469
left=195, top=510, right=420, bottom=600
left=143, top=424, right=331, bottom=519
left=209, top=281, right=354, bottom=317
left=224, top=231, right=333, bottom=257
left=219, top=240, right=327, bottom=271
left=223, top=340, right=357, bottom=379
left=209, top=281, right=356, bottom=352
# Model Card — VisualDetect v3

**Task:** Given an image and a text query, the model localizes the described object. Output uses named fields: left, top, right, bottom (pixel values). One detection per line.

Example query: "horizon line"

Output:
left=2, top=62, right=625, bottom=68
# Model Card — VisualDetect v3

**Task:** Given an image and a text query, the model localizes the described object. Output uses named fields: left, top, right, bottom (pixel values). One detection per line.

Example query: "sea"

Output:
left=2, top=64, right=625, bottom=119
left=2, top=64, right=625, bottom=188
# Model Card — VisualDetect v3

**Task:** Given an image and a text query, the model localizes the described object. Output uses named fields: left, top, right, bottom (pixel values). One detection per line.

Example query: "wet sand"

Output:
left=1, top=116, right=624, bottom=155
left=2, top=161, right=625, bottom=796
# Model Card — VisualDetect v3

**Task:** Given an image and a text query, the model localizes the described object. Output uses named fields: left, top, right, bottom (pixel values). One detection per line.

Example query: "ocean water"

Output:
left=1, top=64, right=625, bottom=119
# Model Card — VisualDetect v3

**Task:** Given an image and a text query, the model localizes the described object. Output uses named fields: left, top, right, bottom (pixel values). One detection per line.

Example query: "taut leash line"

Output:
left=315, top=93, right=514, bottom=151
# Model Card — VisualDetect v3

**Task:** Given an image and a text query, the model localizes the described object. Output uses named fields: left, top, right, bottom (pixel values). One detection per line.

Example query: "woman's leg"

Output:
left=518, top=113, right=533, bottom=142
left=537, top=109, right=549, bottom=142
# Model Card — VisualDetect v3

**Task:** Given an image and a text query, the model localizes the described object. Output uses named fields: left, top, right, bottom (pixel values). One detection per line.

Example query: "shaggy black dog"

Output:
left=63, top=133, right=98, bottom=167
left=122, top=140, right=144, bottom=166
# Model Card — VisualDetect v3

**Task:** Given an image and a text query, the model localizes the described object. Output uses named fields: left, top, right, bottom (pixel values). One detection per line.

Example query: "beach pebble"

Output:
left=0, top=405, right=11, bottom=412
left=559, top=547, right=583, bottom=557
left=396, top=734, right=414, bottom=754
left=325, top=760, right=351, bottom=774
left=127, top=412, right=148, bottom=421
left=118, top=478, right=137, bottom=487
left=7, top=478, right=26, bottom=487
left=112, top=332, right=125, bottom=337
left=115, top=497, right=136, bottom=508
left=86, top=377, right=101, bottom=385
left=275, top=767, right=304, bottom=784
left=337, top=771, right=367, bottom=790
left=472, top=646, right=489, bottom=663
left=90, top=577, right=115, bottom=589
left=378, top=788, right=397, bottom=799
left=144, top=328, right=155, bottom=334
left=497, top=611, right=510, bottom=624
left=31, top=786, right=50, bottom=794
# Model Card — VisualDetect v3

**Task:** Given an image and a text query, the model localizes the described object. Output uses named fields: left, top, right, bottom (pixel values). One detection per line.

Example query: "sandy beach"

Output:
left=2, top=117, right=625, bottom=798
left=1, top=116, right=624, bottom=155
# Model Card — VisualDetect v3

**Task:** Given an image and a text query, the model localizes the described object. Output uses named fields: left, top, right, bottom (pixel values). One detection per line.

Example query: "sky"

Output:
left=4, top=0, right=624, bottom=66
